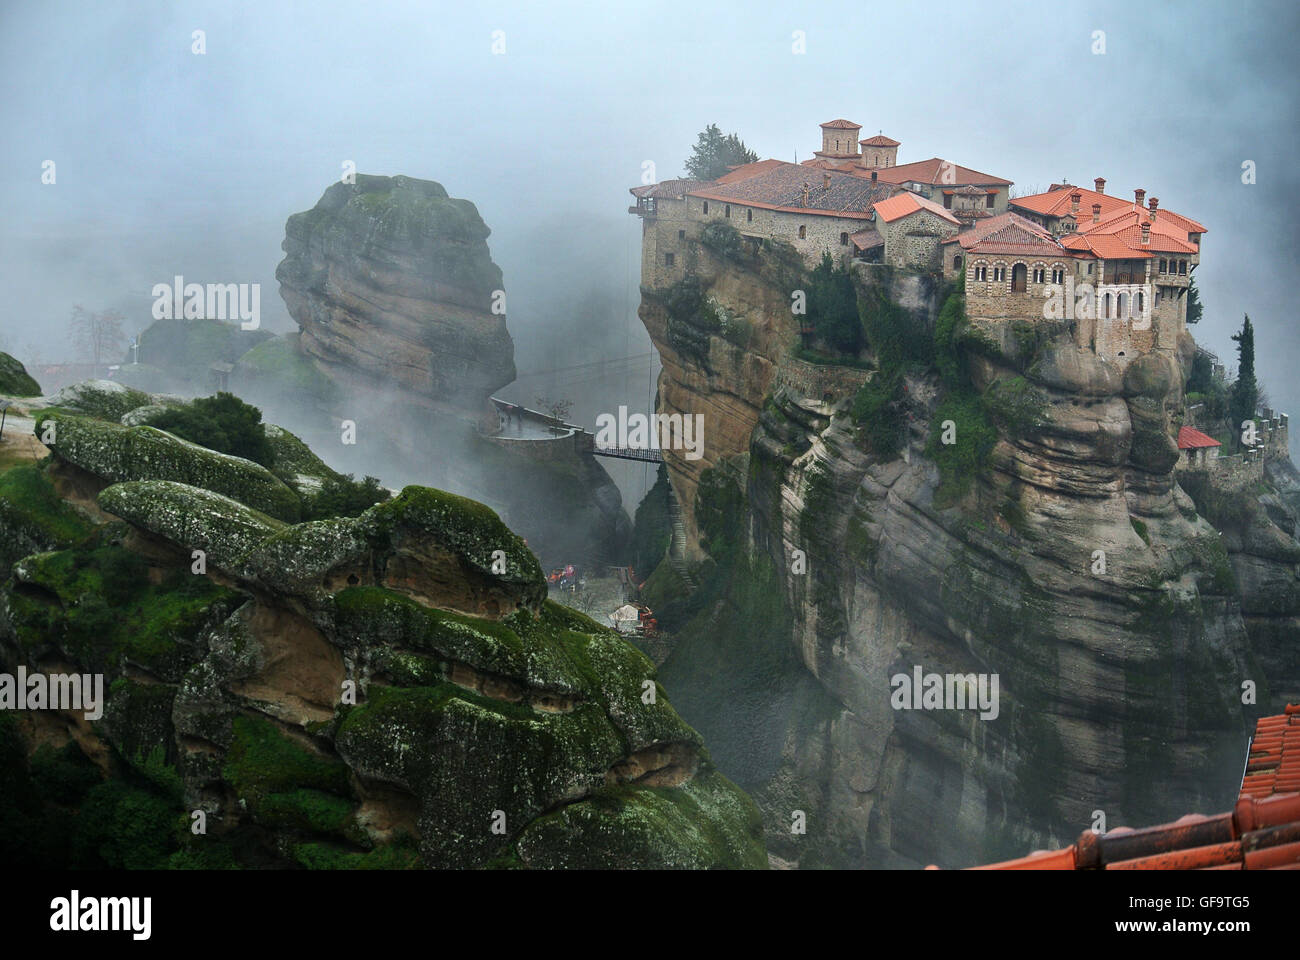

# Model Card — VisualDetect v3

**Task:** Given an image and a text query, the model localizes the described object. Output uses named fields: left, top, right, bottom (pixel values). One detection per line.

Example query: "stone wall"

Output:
left=773, top=356, right=872, bottom=407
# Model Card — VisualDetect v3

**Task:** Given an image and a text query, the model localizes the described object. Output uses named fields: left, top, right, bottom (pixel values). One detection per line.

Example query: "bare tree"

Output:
left=70, top=305, right=127, bottom=369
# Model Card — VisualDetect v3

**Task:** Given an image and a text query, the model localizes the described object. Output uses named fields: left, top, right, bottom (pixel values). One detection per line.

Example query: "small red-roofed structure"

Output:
left=1177, top=425, right=1221, bottom=468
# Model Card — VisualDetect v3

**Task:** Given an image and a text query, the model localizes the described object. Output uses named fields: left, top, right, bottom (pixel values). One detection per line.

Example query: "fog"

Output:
left=2, top=0, right=1297, bottom=508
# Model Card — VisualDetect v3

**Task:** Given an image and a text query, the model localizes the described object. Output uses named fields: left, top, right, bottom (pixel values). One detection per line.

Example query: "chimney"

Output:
left=1091, top=202, right=1101, bottom=223
left=1148, top=197, right=1159, bottom=221
left=1134, top=187, right=1146, bottom=209
left=1070, top=191, right=1081, bottom=215
left=823, top=173, right=831, bottom=190
left=1141, top=220, right=1151, bottom=245
left=802, top=181, right=810, bottom=206
left=1094, top=177, right=1106, bottom=194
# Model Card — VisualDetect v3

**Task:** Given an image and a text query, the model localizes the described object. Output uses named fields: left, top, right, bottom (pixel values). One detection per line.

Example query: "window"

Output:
left=665, top=253, right=674, bottom=267
left=1011, top=263, right=1027, bottom=292
left=841, top=232, right=849, bottom=246
left=944, top=193, right=953, bottom=209
left=975, top=265, right=987, bottom=281
left=954, top=256, right=963, bottom=270
left=747, top=209, right=753, bottom=222
left=678, top=229, right=686, bottom=239
left=1136, top=291, right=1144, bottom=314
left=725, top=204, right=731, bottom=218
left=993, top=266, right=1006, bottom=283
left=986, top=192, right=995, bottom=209
left=1179, top=260, right=1187, bottom=275
left=1087, top=263, right=1094, bottom=275
left=1159, top=258, right=1167, bottom=274
left=1051, top=267, right=1064, bottom=284
left=798, top=225, right=807, bottom=239
left=702, top=201, right=709, bottom=214
left=1032, top=267, right=1045, bottom=284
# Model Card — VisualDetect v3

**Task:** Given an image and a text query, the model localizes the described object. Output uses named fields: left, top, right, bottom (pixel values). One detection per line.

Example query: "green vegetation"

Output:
left=7, top=544, right=240, bottom=678
left=0, top=352, right=41, bottom=396
left=806, top=252, right=862, bottom=354
left=926, top=392, right=998, bottom=506
left=1230, top=314, right=1257, bottom=442
left=147, top=391, right=275, bottom=469
left=684, top=123, right=758, bottom=181
left=232, top=335, right=340, bottom=407
left=1130, top=516, right=1151, bottom=546
left=1186, top=276, right=1203, bottom=325
left=303, top=473, right=391, bottom=520
left=630, top=463, right=672, bottom=579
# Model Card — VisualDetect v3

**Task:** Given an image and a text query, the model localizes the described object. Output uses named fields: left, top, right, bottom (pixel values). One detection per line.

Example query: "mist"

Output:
left=2, top=0, right=1298, bottom=498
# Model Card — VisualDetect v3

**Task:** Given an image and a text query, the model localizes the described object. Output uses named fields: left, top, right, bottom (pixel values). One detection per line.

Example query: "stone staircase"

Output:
left=666, top=488, right=696, bottom=591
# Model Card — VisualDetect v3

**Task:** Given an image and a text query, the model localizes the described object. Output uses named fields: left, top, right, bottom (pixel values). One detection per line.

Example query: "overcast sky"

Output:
left=2, top=0, right=1297, bottom=415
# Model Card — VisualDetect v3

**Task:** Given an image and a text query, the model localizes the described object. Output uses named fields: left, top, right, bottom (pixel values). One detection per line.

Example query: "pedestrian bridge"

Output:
left=487, top=397, right=664, bottom=463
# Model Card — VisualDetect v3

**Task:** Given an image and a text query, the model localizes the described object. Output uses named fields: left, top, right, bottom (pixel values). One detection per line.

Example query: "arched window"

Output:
left=725, top=205, right=731, bottom=218
left=1011, top=263, right=1027, bottom=292
left=798, top=225, right=807, bottom=239
left=747, top=209, right=753, bottom=222
left=954, top=255, right=963, bottom=270
left=1116, top=292, right=1127, bottom=319
left=703, top=201, right=709, bottom=214
left=840, top=232, right=849, bottom=246
left=1136, top=291, right=1144, bottom=315
left=1102, top=292, right=1112, bottom=317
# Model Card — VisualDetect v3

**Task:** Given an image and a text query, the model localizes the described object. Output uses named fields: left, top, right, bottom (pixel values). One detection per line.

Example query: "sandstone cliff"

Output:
left=0, top=392, right=764, bottom=869
left=641, top=238, right=1295, bottom=867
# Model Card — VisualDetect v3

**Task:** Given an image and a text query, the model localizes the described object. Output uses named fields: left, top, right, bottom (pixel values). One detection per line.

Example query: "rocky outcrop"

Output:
left=0, top=400, right=764, bottom=869
left=275, top=174, right=515, bottom=417
left=644, top=241, right=1286, bottom=868
left=0, top=353, right=41, bottom=397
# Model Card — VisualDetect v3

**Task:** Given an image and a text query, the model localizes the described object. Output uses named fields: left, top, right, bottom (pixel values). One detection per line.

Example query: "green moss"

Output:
left=1130, top=516, right=1151, bottom=546
left=35, top=412, right=301, bottom=521
left=0, top=352, right=41, bottom=396
left=8, top=546, right=241, bottom=679
left=222, top=715, right=353, bottom=832
left=291, top=835, right=422, bottom=870
left=510, top=768, right=767, bottom=869
left=232, top=335, right=340, bottom=408
left=927, top=391, right=998, bottom=506
left=0, top=464, right=95, bottom=572
left=364, top=485, right=543, bottom=588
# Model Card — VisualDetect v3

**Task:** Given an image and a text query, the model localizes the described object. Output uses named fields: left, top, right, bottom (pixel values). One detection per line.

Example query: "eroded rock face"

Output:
left=0, top=403, right=764, bottom=869
left=275, top=174, right=515, bottom=415
left=645, top=244, right=1288, bottom=868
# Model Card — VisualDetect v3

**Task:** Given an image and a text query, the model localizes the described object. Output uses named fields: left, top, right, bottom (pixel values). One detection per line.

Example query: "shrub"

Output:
left=303, top=474, right=391, bottom=520
left=927, top=391, right=998, bottom=504
left=806, top=253, right=862, bottom=354
left=148, top=392, right=275, bottom=469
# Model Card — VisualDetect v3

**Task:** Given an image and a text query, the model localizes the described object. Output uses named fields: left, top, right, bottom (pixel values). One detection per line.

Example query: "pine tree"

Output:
left=684, top=124, right=758, bottom=181
left=1230, top=314, right=1257, bottom=441
left=1185, top=277, right=1203, bottom=324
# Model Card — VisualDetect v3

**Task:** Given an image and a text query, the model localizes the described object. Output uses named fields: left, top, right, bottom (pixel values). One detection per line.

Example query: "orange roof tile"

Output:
left=872, top=191, right=961, bottom=226
left=1178, top=426, right=1221, bottom=449
left=713, top=159, right=785, bottom=184
left=820, top=118, right=862, bottom=129
left=860, top=134, right=900, bottom=147
left=687, top=161, right=894, bottom=219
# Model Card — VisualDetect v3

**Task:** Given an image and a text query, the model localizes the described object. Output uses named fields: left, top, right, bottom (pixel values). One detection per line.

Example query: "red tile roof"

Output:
left=820, top=118, right=862, bottom=129
left=849, top=228, right=884, bottom=250
left=1177, top=426, right=1221, bottom=450
left=945, top=704, right=1300, bottom=870
left=942, top=212, right=1063, bottom=259
left=687, top=161, right=895, bottom=219
left=874, top=157, right=1013, bottom=187
left=872, top=191, right=961, bottom=226
left=713, top=159, right=786, bottom=184
left=860, top=134, right=900, bottom=147
left=629, top=179, right=705, bottom=200
left=1242, top=704, right=1300, bottom=799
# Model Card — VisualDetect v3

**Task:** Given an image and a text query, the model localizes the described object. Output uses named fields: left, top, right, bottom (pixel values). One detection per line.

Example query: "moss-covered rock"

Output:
left=0, top=353, right=41, bottom=396
left=35, top=412, right=301, bottom=521
left=41, top=380, right=153, bottom=421
left=97, top=480, right=285, bottom=573
left=0, top=464, right=94, bottom=576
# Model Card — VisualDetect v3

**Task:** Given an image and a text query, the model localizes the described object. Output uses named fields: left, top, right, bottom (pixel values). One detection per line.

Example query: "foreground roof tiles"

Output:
left=947, top=704, right=1300, bottom=870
